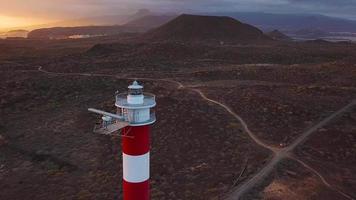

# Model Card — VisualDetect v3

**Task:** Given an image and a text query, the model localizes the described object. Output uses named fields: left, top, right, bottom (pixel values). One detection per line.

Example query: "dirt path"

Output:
left=35, top=66, right=355, bottom=199
left=290, top=156, right=355, bottom=200
left=285, top=100, right=356, bottom=152
left=227, top=100, right=356, bottom=199
left=37, top=66, right=274, bottom=152
left=190, top=88, right=278, bottom=153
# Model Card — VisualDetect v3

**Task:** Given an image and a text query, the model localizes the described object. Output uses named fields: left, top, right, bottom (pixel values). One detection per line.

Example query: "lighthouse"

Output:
left=88, top=81, right=156, bottom=200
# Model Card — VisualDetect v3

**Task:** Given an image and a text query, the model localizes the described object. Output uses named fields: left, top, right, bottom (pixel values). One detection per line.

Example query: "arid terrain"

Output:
left=1, top=14, right=356, bottom=200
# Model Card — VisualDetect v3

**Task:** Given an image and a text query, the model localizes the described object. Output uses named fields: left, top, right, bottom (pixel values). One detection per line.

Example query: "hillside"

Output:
left=143, top=14, right=270, bottom=43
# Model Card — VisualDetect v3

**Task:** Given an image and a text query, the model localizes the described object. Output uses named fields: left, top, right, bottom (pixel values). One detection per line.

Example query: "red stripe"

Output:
left=122, top=125, right=150, bottom=155
left=123, top=179, right=149, bottom=200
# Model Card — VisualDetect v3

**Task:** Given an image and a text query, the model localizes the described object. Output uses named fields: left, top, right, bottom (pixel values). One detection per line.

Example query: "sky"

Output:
left=1, top=0, right=356, bottom=29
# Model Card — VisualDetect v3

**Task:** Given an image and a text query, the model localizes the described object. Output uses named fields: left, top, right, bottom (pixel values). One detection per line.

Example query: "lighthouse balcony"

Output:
left=115, top=92, right=156, bottom=109
left=128, top=112, right=156, bottom=126
left=116, top=108, right=156, bottom=126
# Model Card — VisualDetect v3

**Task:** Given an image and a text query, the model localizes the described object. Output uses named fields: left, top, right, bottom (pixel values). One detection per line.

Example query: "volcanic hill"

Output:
left=143, top=14, right=270, bottom=43
left=124, top=15, right=176, bottom=31
left=266, top=30, right=292, bottom=41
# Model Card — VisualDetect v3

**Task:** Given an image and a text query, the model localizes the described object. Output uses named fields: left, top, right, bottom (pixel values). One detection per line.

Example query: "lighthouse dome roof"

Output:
left=128, top=81, right=143, bottom=89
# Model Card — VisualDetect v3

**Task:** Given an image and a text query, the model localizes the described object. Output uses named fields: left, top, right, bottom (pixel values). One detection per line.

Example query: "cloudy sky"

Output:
left=0, top=0, right=356, bottom=28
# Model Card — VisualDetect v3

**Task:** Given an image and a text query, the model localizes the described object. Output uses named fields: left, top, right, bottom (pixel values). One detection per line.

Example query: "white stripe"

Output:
left=123, top=152, right=150, bottom=183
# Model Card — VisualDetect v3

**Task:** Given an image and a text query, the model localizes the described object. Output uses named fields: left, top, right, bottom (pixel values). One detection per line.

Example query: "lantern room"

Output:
left=116, top=81, right=156, bottom=126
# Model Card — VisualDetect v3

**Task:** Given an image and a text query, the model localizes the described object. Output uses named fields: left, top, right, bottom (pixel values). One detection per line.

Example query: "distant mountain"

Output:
left=1, top=15, right=128, bottom=33
left=206, top=12, right=356, bottom=33
left=41, top=9, right=153, bottom=28
left=8, top=10, right=356, bottom=34
left=293, top=29, right=329, bottom=38
left=305, top=39, right=332, bottom=44
left=26, top=9, right=162, bottom=39
left=266, top=30, right=292, bottom=41
left=129, top=9, right=153, bottom=21
left=27, top=25, right=141, bottom=39
left=143, top=14, right=270, bottom=43
left=9, top=10, right=356, bottom=40
left=0, top=30, right=29, bottom=38
left=4, top=9, right=154, bottom=32
left=124, top=15, right=177, bottom=31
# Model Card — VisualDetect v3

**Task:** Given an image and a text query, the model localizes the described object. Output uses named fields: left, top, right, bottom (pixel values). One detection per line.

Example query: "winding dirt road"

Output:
left=35, top=66, right=355, bottom=200
left=290, top=155, right=354, bottom=200
left=227, top=100, right=356, bottom=200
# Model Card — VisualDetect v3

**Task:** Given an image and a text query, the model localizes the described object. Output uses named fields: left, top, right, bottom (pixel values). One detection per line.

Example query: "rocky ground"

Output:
left=242, top=159, right=350, bottom=200
left=0, top=37, right=355, bottom=199
left=198, top=63, right=356, bottom=147
left=0, top=67, right=270, bottom=200
left=295, top=106, right=356, bottom=198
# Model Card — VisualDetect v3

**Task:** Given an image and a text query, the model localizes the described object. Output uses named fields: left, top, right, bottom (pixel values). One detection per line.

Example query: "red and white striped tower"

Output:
left=116, top=81, right=156, bottom=200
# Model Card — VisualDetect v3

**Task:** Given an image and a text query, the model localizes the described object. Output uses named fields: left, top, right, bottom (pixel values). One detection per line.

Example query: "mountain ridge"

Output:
left=142, top=14, right=271, bottom=43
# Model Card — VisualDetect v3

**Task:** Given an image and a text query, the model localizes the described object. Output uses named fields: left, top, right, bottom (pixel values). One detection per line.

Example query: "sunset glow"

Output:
left=0, top=15, right=50, bottom=30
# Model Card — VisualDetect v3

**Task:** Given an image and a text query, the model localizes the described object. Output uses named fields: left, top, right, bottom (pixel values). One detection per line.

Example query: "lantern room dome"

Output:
left=128, top=81, right=143, bottom=89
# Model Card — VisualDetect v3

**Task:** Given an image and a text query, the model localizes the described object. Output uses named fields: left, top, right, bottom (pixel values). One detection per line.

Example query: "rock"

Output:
left=168, top=192, right=176, bottom=198
left=0, top=134, right=7, bottom=146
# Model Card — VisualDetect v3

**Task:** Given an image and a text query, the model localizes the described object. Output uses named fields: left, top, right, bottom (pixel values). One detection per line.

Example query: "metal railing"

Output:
left=129, top=112, right=156, bottom=126
left=88, top=108, right=124, bottom=120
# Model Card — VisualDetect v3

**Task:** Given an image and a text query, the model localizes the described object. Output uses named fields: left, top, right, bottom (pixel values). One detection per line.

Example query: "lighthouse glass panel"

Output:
left=129, top=88, right=143, bottom=95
